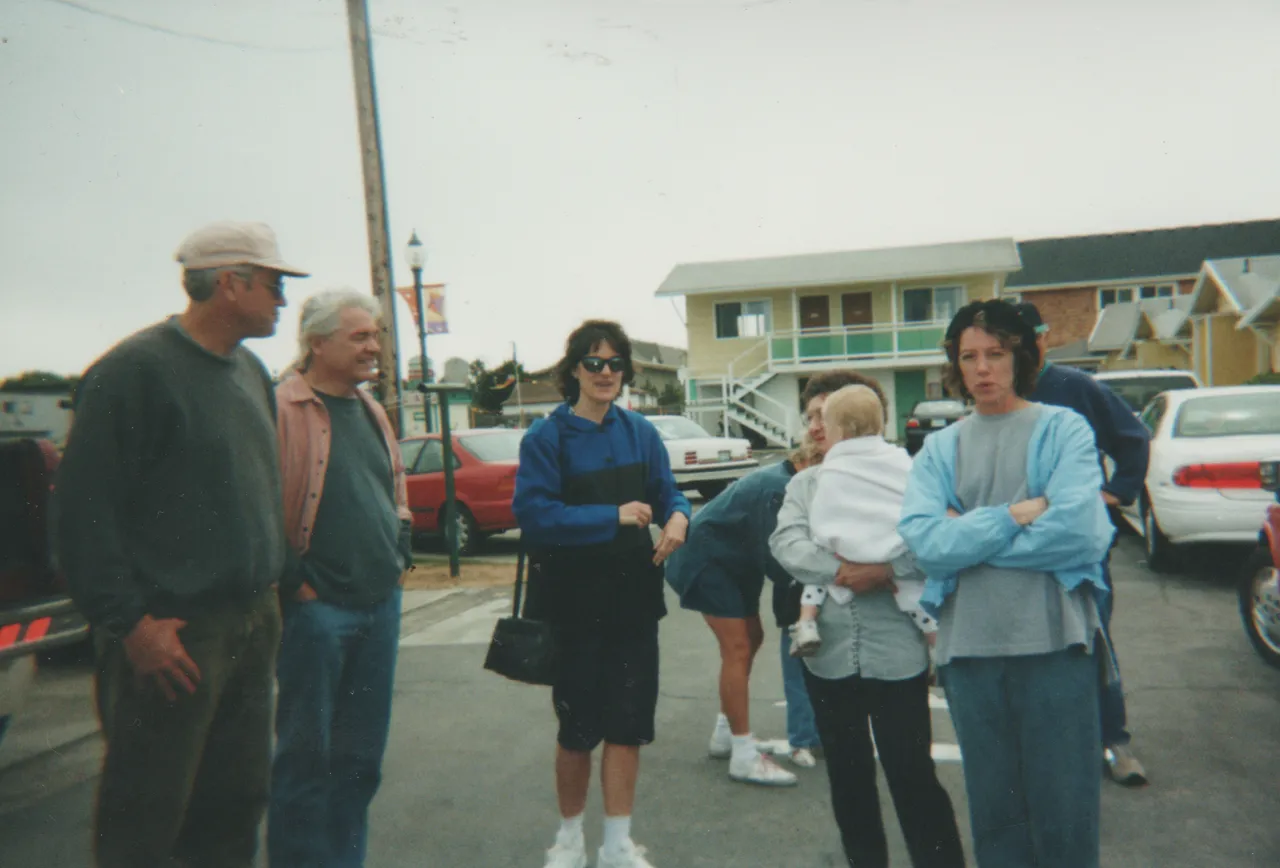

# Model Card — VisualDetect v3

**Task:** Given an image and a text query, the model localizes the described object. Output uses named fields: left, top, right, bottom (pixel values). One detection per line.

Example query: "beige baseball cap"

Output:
left=175, top=221, right=310, bottom=277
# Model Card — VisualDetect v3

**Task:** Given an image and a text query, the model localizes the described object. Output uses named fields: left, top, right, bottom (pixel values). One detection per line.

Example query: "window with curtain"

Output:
left=713, top=300, right=772, bottom=338
left=902, top=286, right=963, bottom=322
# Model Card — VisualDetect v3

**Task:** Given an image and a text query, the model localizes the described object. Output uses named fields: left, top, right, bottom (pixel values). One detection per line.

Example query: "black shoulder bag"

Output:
left=483, top=548, right=559, bottom=686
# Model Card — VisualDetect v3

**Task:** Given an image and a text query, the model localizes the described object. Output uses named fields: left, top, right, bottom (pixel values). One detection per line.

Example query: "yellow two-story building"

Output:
left=656, top=238, right=1023, bottom=445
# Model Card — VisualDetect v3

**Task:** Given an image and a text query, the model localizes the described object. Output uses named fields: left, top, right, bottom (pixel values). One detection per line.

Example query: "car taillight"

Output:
left=684, top=451, right=697, bottom=466
left=906, top=419, right=920, bottom=429
left=747, top=446, right=753, bottom=460
left=1172, top=462, right=1262, bottom=489
left=1261, top=461, right=1280, bottom=492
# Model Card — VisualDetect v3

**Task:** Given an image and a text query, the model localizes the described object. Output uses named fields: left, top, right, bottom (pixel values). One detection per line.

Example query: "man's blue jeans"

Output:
left=941, top=648, right=1102, bottom=868
left=269, top=590, right=401, bottom=868
left=1098, top=560, right=1131, bottom=746
left=779, top=629, right=820, bottom=749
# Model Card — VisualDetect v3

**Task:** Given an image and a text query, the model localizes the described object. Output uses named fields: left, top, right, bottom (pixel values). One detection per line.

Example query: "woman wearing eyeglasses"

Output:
left=514, top=320, right=691, bottom=868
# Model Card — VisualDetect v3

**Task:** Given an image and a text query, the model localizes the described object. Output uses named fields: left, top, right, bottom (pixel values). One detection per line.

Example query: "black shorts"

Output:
left=552, top=624, right=660, bottom=751
left=678, top=567, right=764, bottom=619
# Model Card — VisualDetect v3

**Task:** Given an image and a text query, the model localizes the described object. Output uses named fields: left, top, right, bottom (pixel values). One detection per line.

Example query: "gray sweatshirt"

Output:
left=54, top=318, right=286, bottom=634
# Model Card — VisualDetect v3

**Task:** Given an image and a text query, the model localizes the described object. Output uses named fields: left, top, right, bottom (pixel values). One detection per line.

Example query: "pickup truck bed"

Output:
left=0, top=438, right=89, bottom=734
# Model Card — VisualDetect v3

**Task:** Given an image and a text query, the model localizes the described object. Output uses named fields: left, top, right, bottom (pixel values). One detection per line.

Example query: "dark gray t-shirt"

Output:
left=55, top=318, right=285, bottom=632
left=302, top=392, right=405, bottom=607
left=935, top=404, right=1099, bottom=666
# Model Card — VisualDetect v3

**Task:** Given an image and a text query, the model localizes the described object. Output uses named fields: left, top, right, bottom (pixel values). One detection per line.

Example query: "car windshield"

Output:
left=911, top=400, right=965, bottom=416
left=1099, top=375, right=1198, bottom=412
left=461, top=430, right=525, bottom=461
left=1173, top=392, right=1280, bottom=438
left=650, top=416, right=713, bottom=440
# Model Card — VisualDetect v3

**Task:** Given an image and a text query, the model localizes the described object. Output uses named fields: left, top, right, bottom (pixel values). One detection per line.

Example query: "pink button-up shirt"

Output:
left=276, top=373, right=411, bottom=555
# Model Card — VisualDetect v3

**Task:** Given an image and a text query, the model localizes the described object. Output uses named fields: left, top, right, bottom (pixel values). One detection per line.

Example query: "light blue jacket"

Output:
left=898, top=404, right=1115, bottom=619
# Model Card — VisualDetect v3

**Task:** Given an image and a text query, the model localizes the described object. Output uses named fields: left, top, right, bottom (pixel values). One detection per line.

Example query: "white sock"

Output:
left=731, top=732, right=758, bottom=763
left=556, top=814, right=584, bottom=847
left=602, top=815, right=632, bottom=854
left=714, top=712, right=730, bottom=731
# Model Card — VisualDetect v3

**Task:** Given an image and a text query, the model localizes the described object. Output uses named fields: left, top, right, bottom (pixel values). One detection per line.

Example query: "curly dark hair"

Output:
left=942, top=299, right=1041, bottom=400
left=555, top=319, right=636, bottom=403
left=799, top=370, right=889, bottom=422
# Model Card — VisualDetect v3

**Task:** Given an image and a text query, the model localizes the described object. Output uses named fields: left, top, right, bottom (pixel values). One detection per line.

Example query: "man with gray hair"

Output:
left=54, top=221, right=307, bottom=867
left=270, top=290, right=413, bottom=868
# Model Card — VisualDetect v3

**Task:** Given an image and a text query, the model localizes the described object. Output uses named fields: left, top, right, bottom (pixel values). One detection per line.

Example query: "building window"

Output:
left=714, top=300, right=772, bottom=339
left=902, top=286, right=964, bottom=323
left=1100, top=284, right=1174, bottom=308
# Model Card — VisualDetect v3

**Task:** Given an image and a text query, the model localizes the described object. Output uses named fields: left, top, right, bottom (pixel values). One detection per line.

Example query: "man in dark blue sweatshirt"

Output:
left=1018, top=302, right=1152, bottom=787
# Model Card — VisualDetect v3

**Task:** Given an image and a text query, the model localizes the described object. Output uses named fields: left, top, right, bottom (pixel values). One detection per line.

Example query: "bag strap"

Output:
left=511, top=548, right=527, bottom=618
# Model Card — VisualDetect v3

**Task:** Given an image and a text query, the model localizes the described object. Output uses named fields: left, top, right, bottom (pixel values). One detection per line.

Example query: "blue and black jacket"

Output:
left=514, top=403, right=691, bottom=631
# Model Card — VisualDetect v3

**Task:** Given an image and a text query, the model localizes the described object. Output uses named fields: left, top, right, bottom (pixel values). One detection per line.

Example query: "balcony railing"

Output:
left=770, top=320, right=949, bottom=366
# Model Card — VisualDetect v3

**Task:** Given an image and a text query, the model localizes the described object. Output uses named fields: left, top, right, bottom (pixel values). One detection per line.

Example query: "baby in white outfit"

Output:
left=792, top=384, right=936, bottom=657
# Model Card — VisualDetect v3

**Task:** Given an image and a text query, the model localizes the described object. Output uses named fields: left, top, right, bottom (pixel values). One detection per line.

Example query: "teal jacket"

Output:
left=898, top=404, right=1114, bottom=618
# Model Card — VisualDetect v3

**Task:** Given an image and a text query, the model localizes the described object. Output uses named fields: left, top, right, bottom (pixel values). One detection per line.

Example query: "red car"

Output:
left=1241, top=460, right=1280, bottom=668
left=399, top=429, right=524, bottom=555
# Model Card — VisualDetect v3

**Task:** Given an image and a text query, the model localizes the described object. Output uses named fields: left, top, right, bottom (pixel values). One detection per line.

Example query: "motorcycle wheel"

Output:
left=1238, top=546, right=1280, bottom=669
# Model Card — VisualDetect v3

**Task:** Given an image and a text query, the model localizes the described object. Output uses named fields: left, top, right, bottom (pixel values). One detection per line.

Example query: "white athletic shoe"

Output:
left=789, top=620, right=821, bottom=657
left=728, top=752, right=799, bottom=787
left=597, top=839, right=657, bottom=868
left=544, top=838, right=588, bottom=868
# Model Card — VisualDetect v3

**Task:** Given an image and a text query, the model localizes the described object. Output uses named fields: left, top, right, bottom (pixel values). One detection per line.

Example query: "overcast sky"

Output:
left=3, top=0, right=1279, bottom=378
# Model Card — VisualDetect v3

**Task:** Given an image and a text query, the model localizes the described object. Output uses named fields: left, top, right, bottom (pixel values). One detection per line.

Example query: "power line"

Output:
left=42, top=0, right=335, bottom=53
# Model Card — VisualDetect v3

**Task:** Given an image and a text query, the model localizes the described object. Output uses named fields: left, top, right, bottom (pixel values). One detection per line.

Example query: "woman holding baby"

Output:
left=769, top=372, right=964, bottom=868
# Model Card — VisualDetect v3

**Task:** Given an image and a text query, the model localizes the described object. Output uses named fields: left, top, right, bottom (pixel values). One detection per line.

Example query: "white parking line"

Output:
left=400, top=597, right=510, bottom=647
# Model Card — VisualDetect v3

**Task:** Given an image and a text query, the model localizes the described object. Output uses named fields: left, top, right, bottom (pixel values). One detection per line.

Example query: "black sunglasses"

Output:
left=580, top=355, right=626, bottom=374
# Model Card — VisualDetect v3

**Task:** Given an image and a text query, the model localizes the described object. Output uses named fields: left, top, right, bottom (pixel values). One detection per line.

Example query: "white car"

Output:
left=647, top=415, right=759, bottom=499
left=1093, top=369, right=1201, bottom=415
left=1121, top=385, right=1280, bottom=570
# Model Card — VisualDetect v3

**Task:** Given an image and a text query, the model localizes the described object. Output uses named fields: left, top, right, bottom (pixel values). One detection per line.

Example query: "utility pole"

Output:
left=345, top=0, right=403, bottom=435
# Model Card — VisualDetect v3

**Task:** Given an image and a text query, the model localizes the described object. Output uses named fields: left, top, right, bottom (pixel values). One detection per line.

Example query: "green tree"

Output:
left=658, top=382, right=685, bottom=414
left=0, top=370, right=79, bottom=393
left=469, top=359, right=528, bottom=413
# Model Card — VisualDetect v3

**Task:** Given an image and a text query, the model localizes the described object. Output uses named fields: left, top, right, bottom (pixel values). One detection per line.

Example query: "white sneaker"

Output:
left=790, top=620, right=821, bottom=657
left=788, top=747, right=818, bottom=768
left=728, top=751, right=799, bottom=787
left=544, top=838, right=588, bottom=868
left=597, top=839, right=656, bottom=868
left=708, top=724, right=732, bottom=758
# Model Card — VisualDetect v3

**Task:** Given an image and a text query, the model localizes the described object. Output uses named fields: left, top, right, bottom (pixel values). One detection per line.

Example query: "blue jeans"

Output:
left=269, top=590, right=402, bottom=868
left=1098, top=560, right=1131, bottom=746
left=779, top=629, right=820, bottom=749
left=942, top=648, right=1102, bottom=868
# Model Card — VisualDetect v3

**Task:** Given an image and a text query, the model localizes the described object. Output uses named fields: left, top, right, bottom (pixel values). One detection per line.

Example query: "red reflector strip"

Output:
left=1172, top=462, right=1262, bottom=489
left=24, top=617, right=51, bottom=642
left=0, top=624, right=19, bottom=648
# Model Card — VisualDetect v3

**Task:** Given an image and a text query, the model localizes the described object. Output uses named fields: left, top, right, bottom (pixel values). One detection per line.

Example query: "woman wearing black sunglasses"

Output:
left=514, top=319, right=691, bottom=868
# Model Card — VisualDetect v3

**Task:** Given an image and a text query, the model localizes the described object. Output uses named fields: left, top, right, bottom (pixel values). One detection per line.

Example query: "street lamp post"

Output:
left=405, top=230, right=431, bottom=433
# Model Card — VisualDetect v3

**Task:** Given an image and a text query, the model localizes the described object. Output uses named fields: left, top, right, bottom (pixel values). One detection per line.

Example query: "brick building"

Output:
left=1006, top=218, right=1280, bottom=366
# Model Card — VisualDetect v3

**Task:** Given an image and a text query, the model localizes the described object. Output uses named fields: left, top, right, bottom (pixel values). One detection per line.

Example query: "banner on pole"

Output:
left=396, top=283, right=448, bottom=334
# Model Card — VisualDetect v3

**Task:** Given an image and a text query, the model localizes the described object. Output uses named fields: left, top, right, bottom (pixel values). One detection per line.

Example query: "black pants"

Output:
left=803, top=669, right=965, bottom=868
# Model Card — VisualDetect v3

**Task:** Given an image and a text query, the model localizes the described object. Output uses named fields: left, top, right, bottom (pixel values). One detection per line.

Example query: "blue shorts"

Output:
left=678, top=567, right=764, bottom=619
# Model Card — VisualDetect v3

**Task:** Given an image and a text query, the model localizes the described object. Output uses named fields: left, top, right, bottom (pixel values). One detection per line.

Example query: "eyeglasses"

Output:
left=264, top=277, right=285, bottom=301
left=234, top=270, right=285, bottom=301
left=580, top=355, right=626, bottom=374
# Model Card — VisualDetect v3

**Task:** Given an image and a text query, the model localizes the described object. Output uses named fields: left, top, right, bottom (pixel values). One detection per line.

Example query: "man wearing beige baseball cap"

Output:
left=55, top=220, right=308, bottom=868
